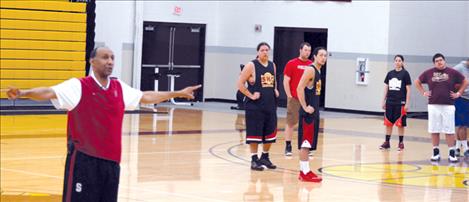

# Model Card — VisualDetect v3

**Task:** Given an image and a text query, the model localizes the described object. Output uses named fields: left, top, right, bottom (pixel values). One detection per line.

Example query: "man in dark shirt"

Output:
left=415, top=53, right=468, bottom=163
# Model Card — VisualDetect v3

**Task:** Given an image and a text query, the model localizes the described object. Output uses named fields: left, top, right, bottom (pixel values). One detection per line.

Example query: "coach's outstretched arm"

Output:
left=7, top=86, right=56, bottom=101
left=140, top=85, right=202, bottom=104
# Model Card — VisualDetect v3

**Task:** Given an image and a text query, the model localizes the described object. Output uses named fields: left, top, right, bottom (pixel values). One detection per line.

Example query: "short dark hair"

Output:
left=256, top=42, right=271, bottom=51
left=299, top=42, right=311, bottom=49
left=90, top=46, right=102, bottom=58
left=432, top=53, right=445, bottom=63
left=312, top=47, right=326, bottom=56
left=90, top=46, right=111, bottom=58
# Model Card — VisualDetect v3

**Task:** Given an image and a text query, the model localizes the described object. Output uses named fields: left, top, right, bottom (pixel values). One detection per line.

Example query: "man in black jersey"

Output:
left=296, top=47, right=327, bottom=182
left=237, top=42, right=279, bottom=171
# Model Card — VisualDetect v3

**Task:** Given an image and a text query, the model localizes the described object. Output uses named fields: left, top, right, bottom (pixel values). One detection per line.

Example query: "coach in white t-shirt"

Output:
left=6, top=46, right=201, bottom=202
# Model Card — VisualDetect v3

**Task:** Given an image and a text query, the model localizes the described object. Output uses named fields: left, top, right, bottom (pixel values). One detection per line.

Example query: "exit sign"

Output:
left=173, top=6, right=182, bottom=15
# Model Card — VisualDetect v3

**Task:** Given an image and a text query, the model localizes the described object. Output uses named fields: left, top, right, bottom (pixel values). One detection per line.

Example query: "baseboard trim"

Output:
left=204, top=98, right=237, bottom=104
left=324, top=107, right=428, bottom=119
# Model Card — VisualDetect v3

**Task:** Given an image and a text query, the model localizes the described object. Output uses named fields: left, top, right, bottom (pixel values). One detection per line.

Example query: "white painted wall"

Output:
left=217, top=1, right=390, bottom=54
left=388, top=1, right=468, bottom=56
left=325, top=59, right=390, bottom=112
left=95, top=1, right=135, bottom=82
left=386, top=1, right=469, bottom=111
left=142, top=1, right=220, bottom=46
left=466, top=2, right=469, bottom=56
left=213, top=1, right=391, bottom=104
left=93, top=1, right=467, bottom=112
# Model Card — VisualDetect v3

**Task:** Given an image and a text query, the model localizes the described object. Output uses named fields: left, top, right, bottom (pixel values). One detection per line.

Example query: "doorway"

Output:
left=141, top=21, right=205, bottom=101
left=273, top=27, right=328, bottom=107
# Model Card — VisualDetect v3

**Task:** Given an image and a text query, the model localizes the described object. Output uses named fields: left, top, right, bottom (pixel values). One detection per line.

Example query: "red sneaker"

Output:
left=298, top=171, right=322, bottom=182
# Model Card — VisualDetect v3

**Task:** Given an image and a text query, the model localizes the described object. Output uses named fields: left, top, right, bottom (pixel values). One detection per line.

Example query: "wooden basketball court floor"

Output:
left=1, top=104, right=468, bottom=202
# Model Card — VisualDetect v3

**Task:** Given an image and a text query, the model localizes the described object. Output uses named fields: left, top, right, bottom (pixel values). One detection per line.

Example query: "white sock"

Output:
left=456, top=140, right=462, bottom=149
left=462, top=141, right=469, bottom=151
left=300, top=161, right=310, bottom=174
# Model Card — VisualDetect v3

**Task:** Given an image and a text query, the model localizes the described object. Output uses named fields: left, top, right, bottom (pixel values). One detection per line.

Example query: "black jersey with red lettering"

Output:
left=245, top=59, right=276, bottom=111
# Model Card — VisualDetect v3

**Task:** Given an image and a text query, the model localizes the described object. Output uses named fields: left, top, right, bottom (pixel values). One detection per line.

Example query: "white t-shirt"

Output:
left=51, top=74, right=143, bottom=111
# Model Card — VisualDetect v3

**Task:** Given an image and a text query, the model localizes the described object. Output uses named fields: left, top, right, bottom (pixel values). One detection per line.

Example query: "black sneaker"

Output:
left=449, top=149, right=458, bottom=163
left=259, top=153, right=277, bottom=169
left=285, top=144, right=292, bottom=156
left=251, top=159, right=264, bottom=171
left=431, top=148, right=440, bottom=161
left=455, top=148, right=461, bottom=157
left=379, top=141, right=390, bottom=150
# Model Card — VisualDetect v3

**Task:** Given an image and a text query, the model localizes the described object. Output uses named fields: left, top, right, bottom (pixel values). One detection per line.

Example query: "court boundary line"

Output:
left=209, top=140, right=469, bottom=192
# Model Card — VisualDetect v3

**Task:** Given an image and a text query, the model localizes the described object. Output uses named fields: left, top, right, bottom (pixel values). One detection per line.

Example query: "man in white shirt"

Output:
left=7, top=46, right=201, bottom=202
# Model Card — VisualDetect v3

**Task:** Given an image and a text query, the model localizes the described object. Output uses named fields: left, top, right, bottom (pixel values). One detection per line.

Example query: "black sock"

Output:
left=251, top=154, right=258, bottom=161
left=449, top=149, right=455, bottom=157
left=433, top=147, right=439, bottom=156
left=399, top=136, right=404, bottom=143
left=286, top=141, right=291, bottom=146
left=385, top=135, right=391, bottom=142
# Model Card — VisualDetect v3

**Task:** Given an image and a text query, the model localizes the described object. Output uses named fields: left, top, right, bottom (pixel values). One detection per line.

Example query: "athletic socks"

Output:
left=456, top=140, right=468, bottom=151
left=300, top=161, right=310, bottom=174
left=462, top=141, right=469, bottom=151
left=383, top=135, right=404, bottom=143
left=385, top=135, right=391, bottom=142
left=251, top=153, right=258, bottom=161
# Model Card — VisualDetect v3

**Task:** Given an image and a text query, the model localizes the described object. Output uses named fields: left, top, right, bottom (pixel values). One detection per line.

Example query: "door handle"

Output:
left=142, top=64, right=157, bottom=68
left=172, top=65, right=201, bottom=69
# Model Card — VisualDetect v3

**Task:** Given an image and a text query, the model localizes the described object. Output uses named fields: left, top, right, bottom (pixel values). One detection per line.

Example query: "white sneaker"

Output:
left=431, top=154, right=440, bottom=161
left=449, top=155, right=459, bottom=163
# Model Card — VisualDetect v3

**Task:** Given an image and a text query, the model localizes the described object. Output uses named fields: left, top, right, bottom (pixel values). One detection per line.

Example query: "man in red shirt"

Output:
left=283, top=42, right=312, bottom=156
left=6, top=47, right=201, bottom=202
